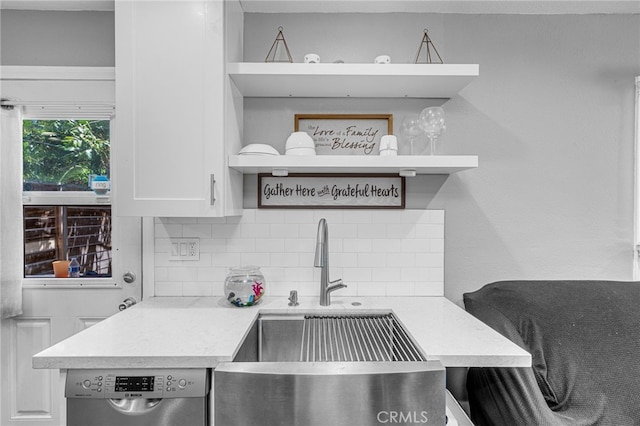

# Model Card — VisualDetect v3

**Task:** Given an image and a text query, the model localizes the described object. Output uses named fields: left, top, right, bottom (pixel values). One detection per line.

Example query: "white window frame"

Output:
left=2, top=66, right=124, bottom=288
left=634, top=76, right=640, bottom=280
left=21, top=116, right=116, bottom=289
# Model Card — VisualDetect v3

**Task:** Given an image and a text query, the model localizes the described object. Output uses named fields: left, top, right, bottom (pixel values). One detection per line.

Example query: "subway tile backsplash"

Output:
left=154, top=209, right=444, bottom=298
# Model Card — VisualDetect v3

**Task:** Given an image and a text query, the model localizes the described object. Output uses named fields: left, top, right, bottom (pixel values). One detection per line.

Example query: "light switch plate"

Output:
left=169, top=238, right=200, bottom=261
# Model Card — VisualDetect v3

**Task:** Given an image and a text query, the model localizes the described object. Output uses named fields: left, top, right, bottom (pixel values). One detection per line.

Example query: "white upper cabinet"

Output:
left=113, top=0, right=243, bottom=217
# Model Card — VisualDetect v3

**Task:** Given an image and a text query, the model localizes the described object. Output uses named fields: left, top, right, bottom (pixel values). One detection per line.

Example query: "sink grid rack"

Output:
left=299, top=313, right=426, bottom=363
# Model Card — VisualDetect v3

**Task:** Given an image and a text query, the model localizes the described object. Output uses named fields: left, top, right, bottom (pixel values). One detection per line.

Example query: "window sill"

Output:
left=23, top=191, right=110, bottom=205
left=23, top=278, right=120, bottom=289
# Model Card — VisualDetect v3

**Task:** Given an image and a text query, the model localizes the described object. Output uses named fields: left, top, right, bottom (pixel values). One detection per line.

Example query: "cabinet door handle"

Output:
left=210, top=174, right=216, bottom=206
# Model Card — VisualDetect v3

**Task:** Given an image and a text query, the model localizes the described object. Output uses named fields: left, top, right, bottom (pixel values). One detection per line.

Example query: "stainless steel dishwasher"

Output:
left=65, top=368, right=209, bottom=426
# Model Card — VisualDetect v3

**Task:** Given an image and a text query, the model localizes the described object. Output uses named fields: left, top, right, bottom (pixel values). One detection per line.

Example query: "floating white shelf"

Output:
left=227, top=63, right=479, bottom=98
left=228, top=155, right=478, bottom=176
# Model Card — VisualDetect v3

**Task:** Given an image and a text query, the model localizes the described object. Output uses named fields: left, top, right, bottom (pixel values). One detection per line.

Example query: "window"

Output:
left=23, top=119, right=110, bottom=192
left=22, top=119, right=112, bottom=278
left=23, top=205, right=112, bottom=277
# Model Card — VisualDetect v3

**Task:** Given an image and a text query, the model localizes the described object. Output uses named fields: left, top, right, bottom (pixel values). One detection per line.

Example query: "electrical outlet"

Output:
left=169, top=238, right=200, bottom=261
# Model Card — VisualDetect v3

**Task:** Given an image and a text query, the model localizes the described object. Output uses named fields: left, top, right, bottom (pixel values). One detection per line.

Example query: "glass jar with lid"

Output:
left=224, top=266, right=265, bottom=307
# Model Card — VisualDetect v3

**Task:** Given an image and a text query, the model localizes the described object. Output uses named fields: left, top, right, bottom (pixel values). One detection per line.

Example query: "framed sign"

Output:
left=258, top=173, right=405, bottom=209
left=294, top=114, right=393, bottom=156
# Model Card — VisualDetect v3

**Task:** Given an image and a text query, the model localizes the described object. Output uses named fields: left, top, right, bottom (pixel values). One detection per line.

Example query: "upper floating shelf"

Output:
left=227, top=63, right=479, bottom=98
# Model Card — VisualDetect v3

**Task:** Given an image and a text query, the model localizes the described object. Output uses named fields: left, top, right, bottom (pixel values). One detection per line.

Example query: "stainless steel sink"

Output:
left=215, top=312, right=445, bottom=425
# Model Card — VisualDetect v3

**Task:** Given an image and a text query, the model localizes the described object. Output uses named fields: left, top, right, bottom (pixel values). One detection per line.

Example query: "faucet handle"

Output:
left=288, top=290, right=299, bottom=306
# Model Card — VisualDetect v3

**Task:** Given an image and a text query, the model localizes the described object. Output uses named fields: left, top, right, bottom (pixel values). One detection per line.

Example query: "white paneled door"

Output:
left=0, top=217, right=142, bottom=426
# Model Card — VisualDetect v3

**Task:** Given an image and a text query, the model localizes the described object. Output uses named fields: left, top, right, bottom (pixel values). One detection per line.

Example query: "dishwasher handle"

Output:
left=107, top=398, right=162, bottom=415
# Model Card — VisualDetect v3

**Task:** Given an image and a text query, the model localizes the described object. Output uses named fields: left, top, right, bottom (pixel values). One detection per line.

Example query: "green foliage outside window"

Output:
left=23, top=120, right=110, bottom=191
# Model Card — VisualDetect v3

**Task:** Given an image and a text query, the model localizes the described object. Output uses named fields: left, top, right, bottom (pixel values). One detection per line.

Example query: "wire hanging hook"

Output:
left=414, top=29, right=444, bottom=64
left=265, top=26, right=294, bottom=63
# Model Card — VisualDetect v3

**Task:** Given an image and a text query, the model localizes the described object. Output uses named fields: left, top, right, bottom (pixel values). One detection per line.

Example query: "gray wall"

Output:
left=3, top=10, right=638, bottom=305
left=0, top=10, right=114, bottom=66
left=242, top=13, right=640, bottom=304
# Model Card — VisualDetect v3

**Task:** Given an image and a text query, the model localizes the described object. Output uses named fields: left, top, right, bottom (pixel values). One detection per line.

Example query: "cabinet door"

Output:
left=114, top=0, right=227, bottom=217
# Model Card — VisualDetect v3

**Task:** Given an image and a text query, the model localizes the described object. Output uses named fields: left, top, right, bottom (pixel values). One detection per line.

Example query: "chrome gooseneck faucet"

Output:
left=314, top=218, right=347, bottom=306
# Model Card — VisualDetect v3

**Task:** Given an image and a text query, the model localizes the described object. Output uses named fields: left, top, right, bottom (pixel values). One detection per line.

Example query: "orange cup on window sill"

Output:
left=52, top=260, right=70, bottom=278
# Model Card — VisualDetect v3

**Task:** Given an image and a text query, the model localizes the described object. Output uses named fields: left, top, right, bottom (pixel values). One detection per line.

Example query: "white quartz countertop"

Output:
left=33, top=296, right=531, bottom=369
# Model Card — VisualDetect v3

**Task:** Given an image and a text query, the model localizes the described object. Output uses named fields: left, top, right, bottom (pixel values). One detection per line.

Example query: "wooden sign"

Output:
left=294, top=114, right=393, bottom=156
left=258, top=174, right=405, bottom=209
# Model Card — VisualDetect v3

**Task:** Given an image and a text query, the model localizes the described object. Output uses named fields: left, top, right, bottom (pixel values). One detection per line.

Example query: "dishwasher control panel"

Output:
left=65, top=368, right=208, bottom=399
